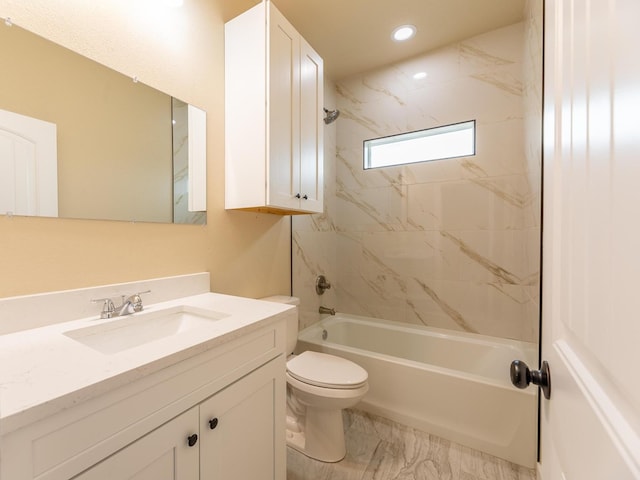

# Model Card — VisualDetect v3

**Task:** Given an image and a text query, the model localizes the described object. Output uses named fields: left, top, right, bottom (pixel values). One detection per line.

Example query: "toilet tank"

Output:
left=260, top=296, right=299, bottom=354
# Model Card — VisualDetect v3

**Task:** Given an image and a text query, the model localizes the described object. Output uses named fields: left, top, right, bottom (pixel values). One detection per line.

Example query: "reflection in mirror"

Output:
left=0, top=107, right=58, bottom=217
left=0, top=19, right=206, bottom=224
left=172, top=99, right=206, bottom=225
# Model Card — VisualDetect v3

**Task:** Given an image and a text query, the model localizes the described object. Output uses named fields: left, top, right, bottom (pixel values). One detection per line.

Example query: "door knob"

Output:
left=510, top=360, right=551, bottom=399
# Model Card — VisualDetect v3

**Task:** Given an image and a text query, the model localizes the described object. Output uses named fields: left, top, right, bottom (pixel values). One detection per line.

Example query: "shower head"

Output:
left=323, top=108, right=340, bottom=125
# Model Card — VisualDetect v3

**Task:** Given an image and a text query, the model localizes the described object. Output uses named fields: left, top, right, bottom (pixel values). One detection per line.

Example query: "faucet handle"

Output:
left=126, top=290, right=151, bottom=313
left=91, top=297, right=116, bottom=319
left=315, top=275, right=332, bottom=295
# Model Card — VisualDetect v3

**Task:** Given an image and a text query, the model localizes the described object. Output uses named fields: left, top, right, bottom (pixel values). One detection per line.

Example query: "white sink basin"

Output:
left=64, top=305, right=229, bottom=355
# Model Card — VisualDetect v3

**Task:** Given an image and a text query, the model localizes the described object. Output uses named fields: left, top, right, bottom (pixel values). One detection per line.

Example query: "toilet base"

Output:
left=285, top=356, right=369, bottom=463
left=286, top=408, right=346, bottom=463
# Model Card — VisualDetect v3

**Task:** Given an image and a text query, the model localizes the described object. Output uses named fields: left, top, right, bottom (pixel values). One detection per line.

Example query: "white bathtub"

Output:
left=296, top=313, right=538, bottom=468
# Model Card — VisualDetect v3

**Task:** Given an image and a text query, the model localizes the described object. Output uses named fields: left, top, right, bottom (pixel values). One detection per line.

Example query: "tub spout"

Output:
left=319, top=306, right=335, bottom=315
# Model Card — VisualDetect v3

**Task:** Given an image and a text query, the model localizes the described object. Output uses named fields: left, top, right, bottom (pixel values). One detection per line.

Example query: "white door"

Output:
left=538, top=0, right=640, bottom=478
left=0, top=108, right=57, bottom=217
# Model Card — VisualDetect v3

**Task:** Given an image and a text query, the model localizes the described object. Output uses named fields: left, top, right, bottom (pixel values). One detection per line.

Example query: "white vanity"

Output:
left=0, top=273, right=291, bottom=479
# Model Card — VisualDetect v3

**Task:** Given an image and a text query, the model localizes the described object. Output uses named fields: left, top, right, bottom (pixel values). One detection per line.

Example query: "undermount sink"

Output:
left=64, top=305, right=229, bottom=355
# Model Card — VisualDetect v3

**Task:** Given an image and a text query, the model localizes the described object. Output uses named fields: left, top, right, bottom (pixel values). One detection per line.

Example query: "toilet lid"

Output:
left=287, top=351, right=368, bottom=389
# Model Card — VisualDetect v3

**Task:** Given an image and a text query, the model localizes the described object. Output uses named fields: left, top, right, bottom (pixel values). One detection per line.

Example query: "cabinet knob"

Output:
left=209, top=417, right=219, bottom=430
left=187, top=433, right=198, bottom=447
left=295, top=193, right=301, bottom=199
left=302, top=194, right=308, bottom=200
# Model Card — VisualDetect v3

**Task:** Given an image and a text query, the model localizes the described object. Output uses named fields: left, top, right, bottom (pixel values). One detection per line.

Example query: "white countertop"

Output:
left=0, top=292, right=293, bottom=434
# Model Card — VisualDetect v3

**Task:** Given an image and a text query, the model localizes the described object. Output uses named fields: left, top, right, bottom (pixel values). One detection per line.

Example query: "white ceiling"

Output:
left=223, top=0, right=526, bottom=81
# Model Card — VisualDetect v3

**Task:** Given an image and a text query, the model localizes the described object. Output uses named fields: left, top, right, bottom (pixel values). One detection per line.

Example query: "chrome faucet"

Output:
left=315, top=275, right=332, bottom=295
left=91, top=290, right=150, bottom=319
left=319, top=306, right=335, bottom=316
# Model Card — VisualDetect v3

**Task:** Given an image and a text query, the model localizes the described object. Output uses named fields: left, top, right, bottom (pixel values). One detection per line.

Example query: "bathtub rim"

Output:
left=298, top=313, right=538, bottom=392
left=313, top=312, right=537, bottom=350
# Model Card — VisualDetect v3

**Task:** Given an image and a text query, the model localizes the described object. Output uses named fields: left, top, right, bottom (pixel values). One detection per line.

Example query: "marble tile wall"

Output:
left=292, top=78, right=339, bottom=330
left=293, top=11, right=542, bottom=343
left=172, top=98, right=206, bottom=225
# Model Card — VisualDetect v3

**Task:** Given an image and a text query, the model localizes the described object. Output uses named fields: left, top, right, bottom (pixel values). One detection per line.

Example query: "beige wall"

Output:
left=0, top=0, right=290, bottom=299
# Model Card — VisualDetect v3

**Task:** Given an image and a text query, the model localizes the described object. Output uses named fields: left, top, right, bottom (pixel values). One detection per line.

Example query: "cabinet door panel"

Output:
left=200, top=359, right=285, bottom=480
left=73, top=408, right=199, bottom=480
left=299, top=39, right=324, bottom=213
left=268, top=5, right=300, bottom=210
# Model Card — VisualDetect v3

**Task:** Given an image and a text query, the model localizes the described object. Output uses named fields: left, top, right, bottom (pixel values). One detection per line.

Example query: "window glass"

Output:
left=364, top=120, right=475, bottom=169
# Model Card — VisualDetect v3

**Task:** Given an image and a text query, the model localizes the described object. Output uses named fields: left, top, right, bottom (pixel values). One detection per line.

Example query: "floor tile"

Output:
left=287, top=409, right=536, bottom=480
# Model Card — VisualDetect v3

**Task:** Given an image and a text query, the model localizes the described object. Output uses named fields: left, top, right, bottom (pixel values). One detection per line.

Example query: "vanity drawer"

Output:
left=1, top=321, right=284, bottom=480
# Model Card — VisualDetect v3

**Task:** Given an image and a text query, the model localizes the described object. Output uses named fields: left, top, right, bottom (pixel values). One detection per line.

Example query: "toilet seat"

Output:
left=287, top=351, right=368, bottom=389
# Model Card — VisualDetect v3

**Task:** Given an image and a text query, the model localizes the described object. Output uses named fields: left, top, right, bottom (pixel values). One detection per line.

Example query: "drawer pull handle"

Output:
left=187, top=433, right=198, bottom=447
left=209, top=417, right=219, bottom=430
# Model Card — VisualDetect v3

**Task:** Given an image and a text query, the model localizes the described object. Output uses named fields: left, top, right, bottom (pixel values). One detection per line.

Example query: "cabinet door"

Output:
left=267, top=5, right=301, bottom=211
left=299, top=38, right=324, bottom=213
left=200, top=358, right=285, bottom=480
left=73, top=407, right=199, bottom=480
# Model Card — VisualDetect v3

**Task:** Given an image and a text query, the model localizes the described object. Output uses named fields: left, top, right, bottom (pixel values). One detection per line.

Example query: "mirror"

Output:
left=0, top=20, right=206, bottom=224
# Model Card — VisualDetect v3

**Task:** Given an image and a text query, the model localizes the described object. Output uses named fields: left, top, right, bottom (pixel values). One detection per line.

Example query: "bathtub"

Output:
left=296, top=313, right=538, bottom=468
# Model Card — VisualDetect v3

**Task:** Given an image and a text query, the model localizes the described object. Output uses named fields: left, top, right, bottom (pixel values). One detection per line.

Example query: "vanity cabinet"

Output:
left=200, top=358, right=282, bottom=479
left=73, top=407, right=200, bottom=480
left=225, top=0, right=324, bottom=215
left=0, top=321, right=286, bottom=480
left=74, top=359, right=283, bottom=480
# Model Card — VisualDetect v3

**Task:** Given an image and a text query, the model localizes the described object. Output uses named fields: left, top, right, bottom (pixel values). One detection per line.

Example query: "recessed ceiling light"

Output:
left=413, top=72, right=428, bottom=80
left=392, top=25, right=416, bottom=42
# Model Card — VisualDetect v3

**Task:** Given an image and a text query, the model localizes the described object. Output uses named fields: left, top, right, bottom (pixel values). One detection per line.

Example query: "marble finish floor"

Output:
left=287, top=409, right=536, bottom=480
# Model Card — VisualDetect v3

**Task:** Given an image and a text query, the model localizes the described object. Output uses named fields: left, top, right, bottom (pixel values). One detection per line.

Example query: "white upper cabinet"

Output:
left=225, top=1, right=324, bottom=215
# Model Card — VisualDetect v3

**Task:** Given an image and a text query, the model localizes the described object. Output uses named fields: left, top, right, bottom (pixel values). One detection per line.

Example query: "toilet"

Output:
left=261, top=296, right=369, bottom=462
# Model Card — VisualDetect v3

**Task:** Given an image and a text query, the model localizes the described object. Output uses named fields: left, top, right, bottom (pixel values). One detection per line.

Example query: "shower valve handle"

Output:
left=510, top=360, right=551, bottom=399
left=316, top=275, right=331, bottom=295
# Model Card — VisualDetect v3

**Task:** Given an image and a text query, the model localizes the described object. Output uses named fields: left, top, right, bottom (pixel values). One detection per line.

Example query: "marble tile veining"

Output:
left=287, top=409, right=536, bottom=480
left=293, top=5, right=543, bottom=343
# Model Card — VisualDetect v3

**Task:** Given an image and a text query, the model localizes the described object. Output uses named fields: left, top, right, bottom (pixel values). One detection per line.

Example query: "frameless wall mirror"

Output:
left=0, top=19, right=206, bottom=225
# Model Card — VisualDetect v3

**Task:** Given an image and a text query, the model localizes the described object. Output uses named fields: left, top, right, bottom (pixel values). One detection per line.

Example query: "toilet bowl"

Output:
left=261, top=296, right=369, bottom=462
left=286, top=350, right=368, bottom=462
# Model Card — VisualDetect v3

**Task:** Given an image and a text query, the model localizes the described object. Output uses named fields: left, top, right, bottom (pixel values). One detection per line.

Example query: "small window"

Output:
left=363, top=120, right=476, bottom=169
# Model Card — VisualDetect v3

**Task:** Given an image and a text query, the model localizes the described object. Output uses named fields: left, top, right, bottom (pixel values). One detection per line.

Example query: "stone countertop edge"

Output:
left=0, top=292, right=294, bottom=435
